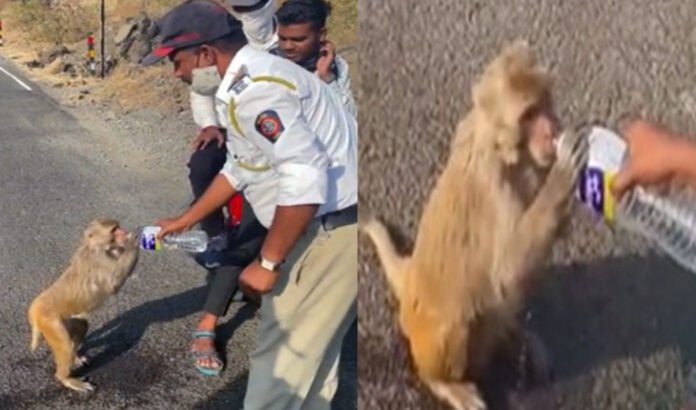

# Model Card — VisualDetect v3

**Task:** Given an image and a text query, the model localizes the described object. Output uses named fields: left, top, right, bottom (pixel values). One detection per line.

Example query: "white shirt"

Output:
left=190, top=0, right=356, bottom=128
left=214, top=45, right=358, bottom=228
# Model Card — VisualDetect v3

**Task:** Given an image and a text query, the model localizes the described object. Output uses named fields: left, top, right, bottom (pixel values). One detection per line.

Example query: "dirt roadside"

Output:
left=0, top=0, right=357, bottom=203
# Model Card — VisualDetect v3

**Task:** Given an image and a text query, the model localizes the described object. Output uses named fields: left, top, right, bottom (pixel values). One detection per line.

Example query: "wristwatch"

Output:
left=258, top=255, right=283, bottom=272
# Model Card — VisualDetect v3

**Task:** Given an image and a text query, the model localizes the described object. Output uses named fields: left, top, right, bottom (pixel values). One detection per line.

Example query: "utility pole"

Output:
left=100, top=0, right=105, bottom=78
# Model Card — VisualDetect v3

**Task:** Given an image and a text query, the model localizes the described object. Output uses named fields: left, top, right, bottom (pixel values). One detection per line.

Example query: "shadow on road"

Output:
left=192, top=320, right=356, bottom=410
left=489, top=253, right=696, bottom=409
left=77, top=284, right=256, bottom=377
left=191, top=243, right=358, bottom=410
left=359, top=253, right=696, bottom=410
left=530, top=254, right=696, bottom=380
left=77, top=285, right=208, bottom=375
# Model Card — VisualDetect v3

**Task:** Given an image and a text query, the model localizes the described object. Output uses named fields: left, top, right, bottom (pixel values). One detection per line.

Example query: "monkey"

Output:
left=360, top=40, right=588, bottom=410
left=28, top=218, right=140, bottom=393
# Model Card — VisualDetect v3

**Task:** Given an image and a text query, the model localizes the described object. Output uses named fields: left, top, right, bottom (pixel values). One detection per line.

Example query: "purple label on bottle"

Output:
left=139, top=226, right=162, bottom=251
left=578, top=167, right=605, bottom=216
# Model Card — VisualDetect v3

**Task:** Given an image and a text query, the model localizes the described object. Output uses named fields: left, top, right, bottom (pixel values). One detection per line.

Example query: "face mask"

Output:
left=190, top=51, right=222, bottom=96
left=191, top=65, right=222, bottom=96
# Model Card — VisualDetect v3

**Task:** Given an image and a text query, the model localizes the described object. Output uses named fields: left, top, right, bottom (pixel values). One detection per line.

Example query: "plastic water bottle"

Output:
left=576, top=125, right=696, bottom=274
left=137, top=226, right=209, bottom=253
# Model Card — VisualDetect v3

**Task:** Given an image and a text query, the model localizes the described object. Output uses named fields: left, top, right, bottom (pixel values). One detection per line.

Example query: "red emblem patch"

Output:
left=254, top=110, right=284, bottom=143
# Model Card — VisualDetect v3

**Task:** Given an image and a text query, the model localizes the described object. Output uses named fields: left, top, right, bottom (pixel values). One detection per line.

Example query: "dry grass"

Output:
left=326, top=0, right=357, bottom=48
left=92, top=63, right=189, bottom=112
left=3, top=0, right=97, bottom=45
left=0, top=0, right=357, bottom=112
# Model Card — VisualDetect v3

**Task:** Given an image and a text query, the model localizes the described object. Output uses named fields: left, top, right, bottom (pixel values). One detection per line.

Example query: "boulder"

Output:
left=26, top=60, right=44, bottom=69
left=114, top=20, right=137, bottom=45
left=116, top=13, right=158, bottom=63
left=40, top=45, right=70, bottom=65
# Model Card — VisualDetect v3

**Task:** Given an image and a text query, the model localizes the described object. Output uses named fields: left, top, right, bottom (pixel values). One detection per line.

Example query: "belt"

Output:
left=318, top=204, right=357, bottom=231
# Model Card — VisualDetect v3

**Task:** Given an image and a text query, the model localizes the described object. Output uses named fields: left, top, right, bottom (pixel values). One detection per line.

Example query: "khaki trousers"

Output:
left=242, top=218, right=357, bottom=410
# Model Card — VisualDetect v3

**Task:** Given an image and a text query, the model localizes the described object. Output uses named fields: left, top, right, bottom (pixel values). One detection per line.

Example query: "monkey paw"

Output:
left=428, top=381, right=487, bottom=410
left=61, top=377, right=95, bottom=393
left=556, top=126, right=589, bottom=180
left=545, top=127, right=589, bottom=205
left=73, top=355, right=89, bottom=369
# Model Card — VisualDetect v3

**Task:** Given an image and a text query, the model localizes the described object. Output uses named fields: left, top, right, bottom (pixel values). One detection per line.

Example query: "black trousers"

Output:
left=187, top=143, right=268, bottom=317
left=187, top=143, right=228, bottom=237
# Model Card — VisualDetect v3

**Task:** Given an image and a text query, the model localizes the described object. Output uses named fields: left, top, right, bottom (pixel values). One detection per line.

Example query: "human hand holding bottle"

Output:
left=611, top=119, right=696, bottom=199
left=155, top=216, right=194, bottom=240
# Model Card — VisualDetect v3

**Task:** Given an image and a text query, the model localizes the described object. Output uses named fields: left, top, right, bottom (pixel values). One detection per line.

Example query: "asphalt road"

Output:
left=359, top=1, right=696, bottom=409
left=0, top=57, right=356, bottom=410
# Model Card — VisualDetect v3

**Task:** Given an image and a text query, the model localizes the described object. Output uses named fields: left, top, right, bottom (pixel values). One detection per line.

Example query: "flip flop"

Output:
left=191, top=331, right=224, bottom=377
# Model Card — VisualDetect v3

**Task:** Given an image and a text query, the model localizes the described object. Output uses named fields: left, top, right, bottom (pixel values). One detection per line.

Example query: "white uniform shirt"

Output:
left=214, top=45, right=358, bottom=228
left=190, top=0, right=356, bottom=128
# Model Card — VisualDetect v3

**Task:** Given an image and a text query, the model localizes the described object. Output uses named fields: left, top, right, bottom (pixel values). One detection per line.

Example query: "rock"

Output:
left=62, top=62, right=76, bottom=77
left=44, top=57, right=64, bottom=75
left=40, top=45, right=70, bottom=65
left=115, top=20, right=137, bottom=45
left=127, top=38, right=153, bottom=63
left=117, top=15, right=158, bottom=63
left=136, top=12, right=153, bottom=37
left=26, top=60, right=43, bottom=69
left=145, top=19, right=160, bottom=41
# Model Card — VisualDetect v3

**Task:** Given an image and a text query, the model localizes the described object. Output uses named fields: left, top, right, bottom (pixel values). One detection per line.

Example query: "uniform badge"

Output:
left=228, top=65, right=251, bottom=96
left=255, top=110, right=284, bottom=143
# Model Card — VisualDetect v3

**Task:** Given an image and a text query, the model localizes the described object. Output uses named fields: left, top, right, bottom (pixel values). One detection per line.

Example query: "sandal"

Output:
left=191, top=331, right=224, bottom=377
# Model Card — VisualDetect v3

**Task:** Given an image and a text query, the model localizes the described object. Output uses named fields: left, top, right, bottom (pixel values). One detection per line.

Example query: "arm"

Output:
left=611, top=120, right=696, bottom=198
left=190, top=89, right=219, bottom=129
left=494, top=127, right=586, bottom=301
left=329, top=55, right=357, bottom=118
left=673, top=139, right=696, bottom=183
left=189, top=89, right=226, bottom=150
left=261, top=205, right=318, bottom=263
left=228, top=0, right=278, bottom=52
left=236, top=81, right=331, bottom=263
left=156, top=171, right=240, bottom=238
left=178, top=174, right=238, bottom=229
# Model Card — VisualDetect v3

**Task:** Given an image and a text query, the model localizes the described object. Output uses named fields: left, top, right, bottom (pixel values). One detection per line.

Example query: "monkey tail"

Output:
left=359, top=207, right=408, bottom=300
left=28, top=304, right=42, bottom=352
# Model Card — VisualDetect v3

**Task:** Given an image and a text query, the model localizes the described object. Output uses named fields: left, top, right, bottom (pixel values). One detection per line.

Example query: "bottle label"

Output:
left=139, top=226, right=162, bottom=251
left=578, top=167, right=618, bottom=221
left=575, top=126, right=627, bottom=222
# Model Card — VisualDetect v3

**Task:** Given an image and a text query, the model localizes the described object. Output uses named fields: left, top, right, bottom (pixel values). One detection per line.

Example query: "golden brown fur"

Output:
left=28, top=218, right=139, bottom=392
left=360, top=41, right=587, bottom=409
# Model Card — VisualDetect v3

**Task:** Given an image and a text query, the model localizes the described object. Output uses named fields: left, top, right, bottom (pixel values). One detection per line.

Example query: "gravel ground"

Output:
left=358, top=1, right=696, bottom=409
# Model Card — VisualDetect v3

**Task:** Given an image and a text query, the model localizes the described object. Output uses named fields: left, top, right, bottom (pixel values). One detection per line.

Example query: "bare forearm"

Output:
left=260, top=204, right=319, bottom=263
left=672, top=138, right=696, bottom=186
left=181, top=174, right=236, bottom=227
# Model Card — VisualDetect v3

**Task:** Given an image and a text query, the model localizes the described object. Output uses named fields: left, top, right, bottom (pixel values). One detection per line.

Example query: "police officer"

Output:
left=173, top=0, right=357, bottom=378
left=142, top=1, right=357, bottom=408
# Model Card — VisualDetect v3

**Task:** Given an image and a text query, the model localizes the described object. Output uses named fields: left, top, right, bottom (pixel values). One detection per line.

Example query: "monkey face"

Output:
left=472, top=40, right=558, bottom=168
left=113, top=227, right=130, bottom=246
left=83, top=219, right=135, bottom=255
left=520, top=99, right=560, bottom=168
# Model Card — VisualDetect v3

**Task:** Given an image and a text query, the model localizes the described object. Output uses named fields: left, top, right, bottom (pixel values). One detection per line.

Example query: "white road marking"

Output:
left=0, top=65, right=33, bottom=91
